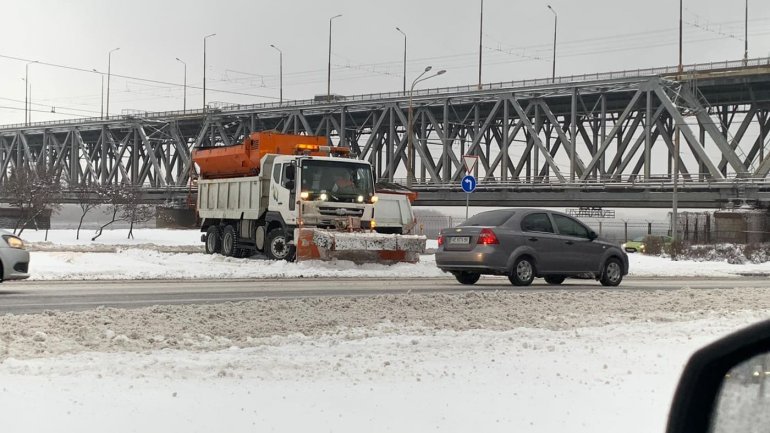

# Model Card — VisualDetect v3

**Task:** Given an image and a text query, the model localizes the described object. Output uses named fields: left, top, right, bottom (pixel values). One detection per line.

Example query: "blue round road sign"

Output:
left=461, top=175, right=477, bottom=193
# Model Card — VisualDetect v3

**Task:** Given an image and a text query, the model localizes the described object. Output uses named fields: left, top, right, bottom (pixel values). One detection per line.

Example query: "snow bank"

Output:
left=628, top=253, right=770, bottom=277
left=19, top=228, right=200, bottom=246
left=16, top=228, right=770, bottom=280
left=28, top=249, right=444, bottom=281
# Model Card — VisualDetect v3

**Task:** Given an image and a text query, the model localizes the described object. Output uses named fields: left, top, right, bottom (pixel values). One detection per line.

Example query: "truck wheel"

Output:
left=205, top=226, right=220, bottom=255
left=266, top=228, right=295, bottom=261
left=221, top=225, right=237, bottom=257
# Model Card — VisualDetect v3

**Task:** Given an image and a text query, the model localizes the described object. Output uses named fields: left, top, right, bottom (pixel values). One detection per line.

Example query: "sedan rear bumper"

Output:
left=435, top=250, right=509, bottom=275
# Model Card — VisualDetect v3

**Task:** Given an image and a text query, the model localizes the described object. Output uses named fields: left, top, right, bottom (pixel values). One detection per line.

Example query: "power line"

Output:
left=0, top=105, right=92, bottom=118
left=0, top=53, right=278, bottom=100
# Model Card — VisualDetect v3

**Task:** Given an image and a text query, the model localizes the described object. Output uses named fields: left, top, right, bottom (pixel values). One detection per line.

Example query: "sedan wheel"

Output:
left=600, top=258, right=623, bottom=287
left=508, top=257, right=535, bottom=286
left=453, top=272, right=481, bottom=285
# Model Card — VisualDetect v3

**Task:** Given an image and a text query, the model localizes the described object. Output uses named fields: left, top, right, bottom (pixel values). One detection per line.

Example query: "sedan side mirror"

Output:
left=666, top=319, right=770, bottom=433
left=588, top=230, right=598, bottom=240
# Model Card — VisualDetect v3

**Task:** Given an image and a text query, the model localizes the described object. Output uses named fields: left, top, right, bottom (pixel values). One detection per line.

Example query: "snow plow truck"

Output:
left=193, top=131, right=426, bottom=263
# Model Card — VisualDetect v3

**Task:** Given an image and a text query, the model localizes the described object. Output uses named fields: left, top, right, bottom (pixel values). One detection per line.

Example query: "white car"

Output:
left=0, top=229, right=30, bottom=282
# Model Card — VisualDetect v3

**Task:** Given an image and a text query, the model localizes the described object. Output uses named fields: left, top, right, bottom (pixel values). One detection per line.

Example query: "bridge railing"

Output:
left=3, top=57, right=770, bottom=132
left=396, top=173, right=770, bottom=189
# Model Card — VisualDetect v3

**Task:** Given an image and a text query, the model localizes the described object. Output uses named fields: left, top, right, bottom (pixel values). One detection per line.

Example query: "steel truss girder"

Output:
left=1, top=74, right=769, bottom=205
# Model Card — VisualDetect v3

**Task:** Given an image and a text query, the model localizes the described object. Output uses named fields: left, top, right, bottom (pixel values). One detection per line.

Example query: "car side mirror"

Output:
left=666, top=319, right=770, bottom=433
left=588, top=230, right=598, bottom=240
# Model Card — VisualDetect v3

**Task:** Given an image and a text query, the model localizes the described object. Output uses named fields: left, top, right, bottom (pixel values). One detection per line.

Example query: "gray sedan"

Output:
left=0, top=229, right=30, bottom=282
left=435, top=209, right=628, bottom=286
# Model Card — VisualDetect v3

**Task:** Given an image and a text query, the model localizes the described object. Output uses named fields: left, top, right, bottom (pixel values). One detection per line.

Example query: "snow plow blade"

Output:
left=294, top=228, right=426, bottom=264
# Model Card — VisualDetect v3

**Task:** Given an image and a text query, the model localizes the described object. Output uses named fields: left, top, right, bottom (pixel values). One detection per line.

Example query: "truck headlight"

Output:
left=357, top=195, right=364, bottom=203
left=300, top=191, right=310, bottom=200
left=370, top=195, right=378, bottom=204
left=2, top=235, right=24, bottom=249
left=319, top=193, right=328, bottom=201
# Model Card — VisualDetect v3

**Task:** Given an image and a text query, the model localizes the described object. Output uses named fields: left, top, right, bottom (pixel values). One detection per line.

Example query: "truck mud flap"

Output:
left=294, top=228, right=427, bottom=264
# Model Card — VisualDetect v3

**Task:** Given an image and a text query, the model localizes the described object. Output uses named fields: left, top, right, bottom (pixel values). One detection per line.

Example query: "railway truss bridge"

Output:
left=1, top=57, right=770, bottom=209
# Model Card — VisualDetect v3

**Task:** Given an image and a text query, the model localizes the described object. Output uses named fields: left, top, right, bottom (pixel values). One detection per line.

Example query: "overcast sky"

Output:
left=1, top=0, right=768, bottom=124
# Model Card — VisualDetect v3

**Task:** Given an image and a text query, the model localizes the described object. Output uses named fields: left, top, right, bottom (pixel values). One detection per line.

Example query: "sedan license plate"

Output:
left=449, top=236, right=470, bottom=245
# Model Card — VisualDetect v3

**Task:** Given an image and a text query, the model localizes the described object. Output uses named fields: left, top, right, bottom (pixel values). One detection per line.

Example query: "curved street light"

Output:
left=327, top=14, right=342, bottom=101
left=175, top=57, right=187, bottom=113
left=396, top=27, right=407, bottom=94
left=547, top=5, right=557, bottom=83
left=407, top=66, right=447, bottom=187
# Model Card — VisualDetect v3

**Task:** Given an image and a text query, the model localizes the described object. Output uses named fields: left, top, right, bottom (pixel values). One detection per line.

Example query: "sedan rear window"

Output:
left=463, top=210, right=515, bottom=227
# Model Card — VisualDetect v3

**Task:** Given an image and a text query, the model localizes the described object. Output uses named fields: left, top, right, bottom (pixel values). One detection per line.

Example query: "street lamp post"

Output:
left=672, top=0, right=684, bottom=251
left=270, top=44, right=283, bottom=104
left=396, top=27, right=407, bottom=94
left=93, top=69, right=104, bottom=119
left=744, top=0, right=749, bottom=65
left=327, top=14, right=342, bottom=101
left=106, top=47, right=120, bottom=118
left=24, top=61, right=37, bottom=125
left=547, top=5, right=558, bottom=83
left=175, top=57, right=187, bottom=112
left=203, top=33, right=216, bottom=110
left=407, top=66, right=446, bottom=187
left=478, top=0, right=483, bottom=90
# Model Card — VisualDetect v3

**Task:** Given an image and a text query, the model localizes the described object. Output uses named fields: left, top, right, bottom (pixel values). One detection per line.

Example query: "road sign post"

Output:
left=461, top=155, right=478, bottom=220
left=461, top=174, right=477, bottom=219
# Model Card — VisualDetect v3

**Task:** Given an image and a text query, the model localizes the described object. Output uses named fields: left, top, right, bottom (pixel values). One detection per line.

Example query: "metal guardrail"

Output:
left=2, top=57, right=769, bottom=131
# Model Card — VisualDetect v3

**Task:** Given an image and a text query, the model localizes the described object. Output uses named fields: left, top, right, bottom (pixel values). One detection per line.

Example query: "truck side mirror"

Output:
left=285, top=164, right=295, bottom=181
left=285, top=180, right=295, bottom=191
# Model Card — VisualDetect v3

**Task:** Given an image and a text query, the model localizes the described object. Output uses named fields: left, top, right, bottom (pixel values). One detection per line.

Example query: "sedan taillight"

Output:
left=437, top=235, right=444, bottom=247
left=477, top=228, right=499, bottom=245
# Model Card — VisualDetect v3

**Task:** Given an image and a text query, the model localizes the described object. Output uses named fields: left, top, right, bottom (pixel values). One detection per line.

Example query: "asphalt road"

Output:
left=1, top=276, right=769, bottom=315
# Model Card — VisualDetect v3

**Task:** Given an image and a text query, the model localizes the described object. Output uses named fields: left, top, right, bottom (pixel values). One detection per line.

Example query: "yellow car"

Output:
left=622, top=235, right=672, bottom=253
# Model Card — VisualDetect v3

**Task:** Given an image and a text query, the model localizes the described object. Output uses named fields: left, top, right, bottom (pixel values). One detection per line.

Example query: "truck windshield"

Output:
left=300, top=160, right=375, bottom=202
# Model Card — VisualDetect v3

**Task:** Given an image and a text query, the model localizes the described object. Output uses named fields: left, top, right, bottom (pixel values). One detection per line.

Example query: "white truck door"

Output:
left=269, top=163, right=297, bottom=225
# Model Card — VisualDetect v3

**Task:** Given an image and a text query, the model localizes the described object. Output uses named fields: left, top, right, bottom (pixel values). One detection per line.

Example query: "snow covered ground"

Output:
left=4, top=229, right=770, bottom=432
left=0, top=303, right=767, bottom=433
left=15, top=229, right=770, bottom=280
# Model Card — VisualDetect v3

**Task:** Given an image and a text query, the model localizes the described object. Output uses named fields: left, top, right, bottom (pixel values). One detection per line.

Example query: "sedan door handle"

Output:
left=528, top=237, right=539, bottom=242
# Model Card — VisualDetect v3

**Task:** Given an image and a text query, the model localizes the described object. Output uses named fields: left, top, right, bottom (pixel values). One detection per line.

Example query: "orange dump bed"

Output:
left=192, top=131, right=343, bottom=179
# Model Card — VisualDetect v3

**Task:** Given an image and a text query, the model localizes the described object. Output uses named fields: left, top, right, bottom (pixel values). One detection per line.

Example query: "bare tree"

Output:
left=74, top=185, right=107, bottom=240
left=2, top=168, right=61, bottom=236
left=121, top=198, right=154, bottom=240
left=91, top=186, right=155, bottom=241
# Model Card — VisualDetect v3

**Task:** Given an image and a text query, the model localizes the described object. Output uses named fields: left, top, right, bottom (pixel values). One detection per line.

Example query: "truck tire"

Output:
left=221, top=225, right=237, bottom=257
left=266, top=228, right=295, bottom=261
left=205, top=226, right=220, bottom=255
